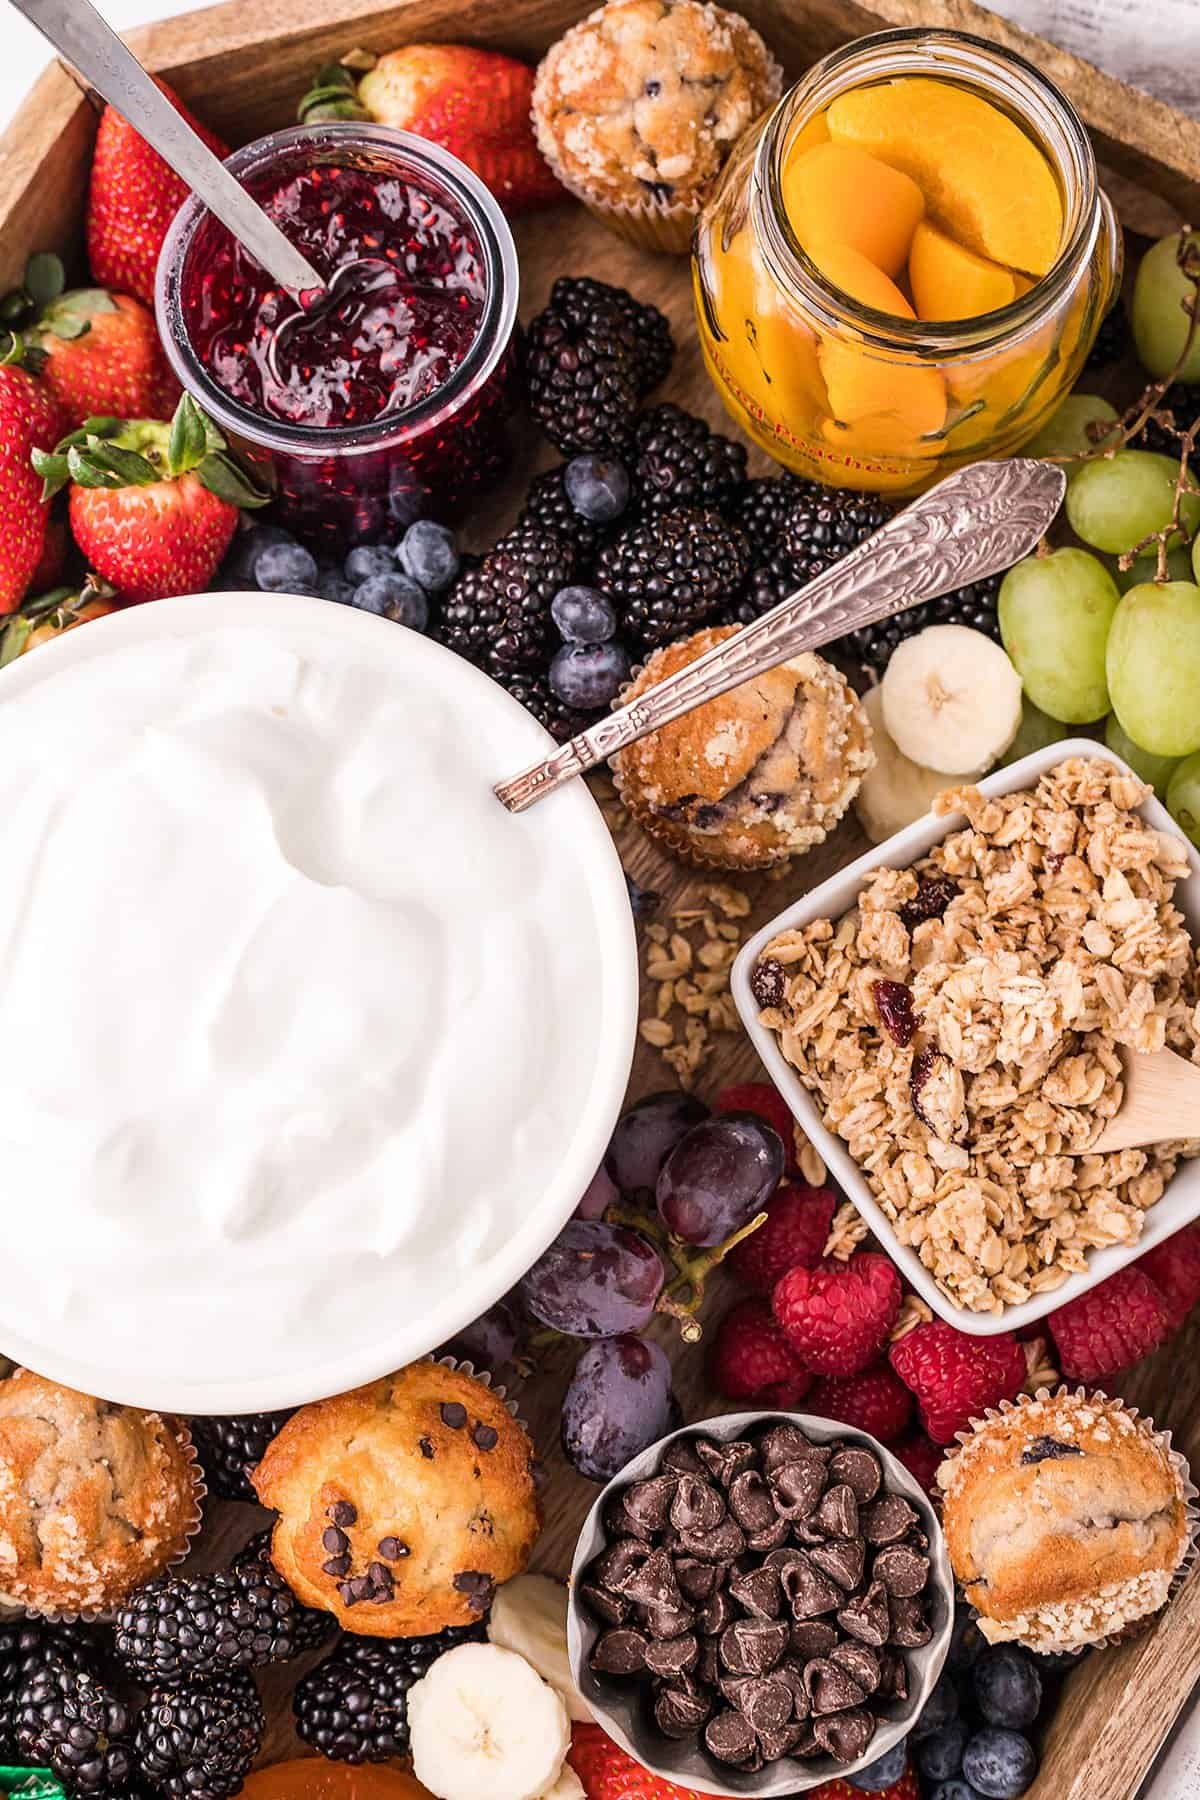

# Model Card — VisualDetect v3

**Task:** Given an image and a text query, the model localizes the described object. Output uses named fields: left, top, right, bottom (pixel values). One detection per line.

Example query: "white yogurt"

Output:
left=0, top=599, right=634, bottom=1410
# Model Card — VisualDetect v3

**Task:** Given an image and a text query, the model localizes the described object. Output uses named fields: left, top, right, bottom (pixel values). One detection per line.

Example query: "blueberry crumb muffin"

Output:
left=938, top=1389, right=1191, bottom=1653
left=0, top=1370, right=201, bottom=1617
left=254, top=1361, right=541, bottom=1637
left=532, top=0, right=782, bottom=252
left=611, top=625, right=873, bottom=868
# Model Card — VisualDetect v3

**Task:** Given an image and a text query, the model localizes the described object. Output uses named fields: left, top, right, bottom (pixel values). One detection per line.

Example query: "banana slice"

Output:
left=408, top=1642, right=571, bottom=1800
left=539, top=1766, right=585, bottom=1800
left=488, top=1574, right=592, bottom=1722
left=881, top=624, right=1022, bottom=775
left=855, top=686, right=987, bottom=843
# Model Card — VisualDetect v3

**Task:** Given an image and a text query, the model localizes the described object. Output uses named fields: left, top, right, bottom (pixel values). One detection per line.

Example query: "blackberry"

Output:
left=490, top=665, right=597, bottom=743
left=136, top=1673, right=263, bottom=1800
left=525, top=300, right=639, bottom=457
left=550, top=277, right=674, bottom=394
left=293, top=1624, right=486, bottom=1764
left=1085, top=301, right=1130, bottom=370
left=782, top=487, right=892, bottom=583
left=721, top=544, right=800, bottom=626
left=596, top=506, right=750, bottom=649
left=0, top=1621, right=97, bottom=1755
left=188, top=1409, right=293, bottom=1503
left=1136, top=383, right=1200, bottom=455
left=233, top=1530, right=336, bottom=1655
left=114, top=1558, right=306, bottom=1687
left=843, top=573, right=1003, bottom=673
left=17, top=1658, right=135, bottom=1795
left=437, top=526, right=576, bottom=673
left=631, top=404, right=747, bottom=515
left=730, top=474, right=812, bottom=545
left=518, top=465, right=611, bottom=567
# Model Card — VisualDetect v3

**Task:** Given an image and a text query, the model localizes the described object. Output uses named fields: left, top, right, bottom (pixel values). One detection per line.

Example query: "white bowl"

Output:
left=732, top=739, right=1200, bottom=1337
left=0, top=592, right=638, bottom=1413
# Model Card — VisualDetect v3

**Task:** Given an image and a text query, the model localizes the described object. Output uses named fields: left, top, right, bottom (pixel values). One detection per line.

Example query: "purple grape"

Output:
left=561, top=1335, right=677, bottom=1481
left=656, top=1112, right=785, bottom=1247
left=442, top=1299, right=522, bottom=1369
left=604, top=1091, right=708, bottom=1195
left=518, top=1221, right=664, bottom=1337
left=576, top=1161, right=619, bottom=1220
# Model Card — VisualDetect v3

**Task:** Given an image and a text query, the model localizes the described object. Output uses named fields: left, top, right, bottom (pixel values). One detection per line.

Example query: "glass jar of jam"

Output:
left=157, top=124, right=519, bottom=548
left=693, top=30, right=1122, bottom=496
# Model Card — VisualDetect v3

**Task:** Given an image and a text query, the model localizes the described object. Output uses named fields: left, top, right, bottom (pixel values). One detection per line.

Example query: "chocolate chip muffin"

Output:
left=939, top=1390, right=1192, bottom=1653
left=253, top=1361, right=541, bottom=1638
left=532, top=0, right=782, bottom=252
left=0, top=1370, right=201, bottom=1617
left=611, top=627, right=873, bottom=869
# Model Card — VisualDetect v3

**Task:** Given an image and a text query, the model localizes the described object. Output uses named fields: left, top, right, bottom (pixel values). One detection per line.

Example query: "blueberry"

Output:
left=549, top=641, right=630, bottom=711
left=551, top=585, right=617, bottom=645
left=563, top=454, right=631, bottom=522
left=316, top=566, right=357, bottom=606
left=973, top=1646, right=1042, bottom=1729
left=387, top=468, right=429, bottom=528
left=912, top=1669, right=961, bottom=1740
left=222, top=522, right=294, bottom=586
left=846, top=1739, right=909, bottom=1791
left=255, top=541, right=319, bottom=593
left=962, top=1727, right=1038, bottom=1798
left=351, top=572, right=429, bottom=629
left=930, top=1784, right=985, bottom=1800
left=399, top=519, right=459, bottom=592
left=915, top=1719, right=969, bottom=1783
left=344, top=544, right=397, bottom=584
left=948, top=1608, right=985, bottom=1672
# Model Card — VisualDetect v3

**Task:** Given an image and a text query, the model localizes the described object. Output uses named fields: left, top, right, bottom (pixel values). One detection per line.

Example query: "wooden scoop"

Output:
left=1090, top=1046, right=1200, bottom=1153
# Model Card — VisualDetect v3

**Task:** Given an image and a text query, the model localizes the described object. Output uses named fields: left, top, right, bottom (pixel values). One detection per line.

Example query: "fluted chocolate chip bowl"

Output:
left=567, top=1411, right=953, bottom=1795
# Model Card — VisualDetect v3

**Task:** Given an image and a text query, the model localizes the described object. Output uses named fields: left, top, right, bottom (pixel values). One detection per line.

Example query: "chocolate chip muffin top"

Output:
left=254, top=1361, right=541, bottom=1637
left=533, top=0, right=781, bottom=210
left=0, top=1369, right=200, bottom=1616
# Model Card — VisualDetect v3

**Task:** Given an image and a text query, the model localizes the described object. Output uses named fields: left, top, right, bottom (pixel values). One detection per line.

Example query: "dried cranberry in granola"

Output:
left=899, top=878, right=957, bottom=931
left=873, top=980, right=918, bottom=1047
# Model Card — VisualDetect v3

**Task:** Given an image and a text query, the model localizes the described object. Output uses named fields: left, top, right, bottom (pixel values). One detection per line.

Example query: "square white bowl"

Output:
left=731, top=739, right=1200, bottom=1337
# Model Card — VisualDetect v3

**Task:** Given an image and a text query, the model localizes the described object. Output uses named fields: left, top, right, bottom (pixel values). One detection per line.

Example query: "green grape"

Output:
left=1066, top=451, right=1200, bottom=556
left=1025, top=393, right=1120, bottom=466
left=1116, top=544, right=1194, bottom=592
left=1193, top=534, right=1200, bottom=586
left=1106, top=581, right=1200, bottom=757
left=1131, top=231, right=1200, bottom=380
left=1104, top=713, right=1180, bottom=798
left=1001, top=698, right=1065, bottom=767
left=1167, top=752, right=1200, bottom=846
left=998, top=547, right=1118, bottom=721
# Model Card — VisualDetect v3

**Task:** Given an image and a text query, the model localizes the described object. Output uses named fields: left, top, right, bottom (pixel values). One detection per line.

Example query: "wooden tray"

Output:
left=2, top=3, right=1199, bottom=1798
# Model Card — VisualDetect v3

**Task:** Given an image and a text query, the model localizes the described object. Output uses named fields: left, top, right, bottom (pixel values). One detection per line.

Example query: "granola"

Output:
left=753, top=758, right=1200, bottom=1314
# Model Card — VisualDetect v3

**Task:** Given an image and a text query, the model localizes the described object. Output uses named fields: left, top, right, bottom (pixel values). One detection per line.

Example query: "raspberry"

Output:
left=708, top=1297, right=812, bottom=1408
left=726, top=1182, right=837, bottom=1293
left=887, top=1432, right=944, bottom=1495
left=807, top=1362, right=913, bottom=1441
left=1046, top=1266, right=1171, bottom=1382
left=714, top=1082, right=798, bottom=1172
left=1137, top=1225, right=1200, bottom=1330
left=772, top=1252, right=901, bottom=1377
left=889, top=1321, right=1025, bottom=1444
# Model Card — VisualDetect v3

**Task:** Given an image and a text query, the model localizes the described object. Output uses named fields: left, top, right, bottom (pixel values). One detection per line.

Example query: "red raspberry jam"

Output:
left=158, top=127, right=519, bottom=549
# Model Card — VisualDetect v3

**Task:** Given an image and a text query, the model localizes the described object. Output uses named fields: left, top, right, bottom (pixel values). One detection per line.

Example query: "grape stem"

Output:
left=605, top=1200, right=769, bottom=1342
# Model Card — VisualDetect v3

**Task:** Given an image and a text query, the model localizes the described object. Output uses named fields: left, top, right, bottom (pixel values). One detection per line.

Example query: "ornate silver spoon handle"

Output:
left=494, top=458, right=1065, bottom=813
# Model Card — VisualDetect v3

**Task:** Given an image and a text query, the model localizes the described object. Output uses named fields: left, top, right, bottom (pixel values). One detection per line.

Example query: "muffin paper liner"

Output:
left=939, top=1386, right=1198, bottom=1655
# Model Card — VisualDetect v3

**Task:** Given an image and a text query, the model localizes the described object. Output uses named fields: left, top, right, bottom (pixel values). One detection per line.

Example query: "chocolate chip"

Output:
left=738, top=1677, right=793, bottom=1732
left=581, top=1582, right=628, bottom=1626
left=698, top=1586, right=734, bottom=1638
left=829, top=1446, right=882, bottom=1504
left=604, top=1493, right=651, bottom=1543
left=590, top=1627, right=649, bottom=1675
left=656, top=1686, right=712, bottom=1738
left=670, top=1475, right=726, bottom=1535
left=1021, top=1434, right=1083, bottom=1464
left=695, top=1440, right=755, bottom=1487
left=662, top=1439, right=707, bottom=1477
left=367, top=1562, right=395, bottom=1602
left=377, top=1536, right=408, bottom=1562
left=719, top=1618, right=789, bottom=1676
left=322, top=1526, right=349, bottom=1555
left=623, top=1547, right=682, bottom=1611
left=763, top=1547, right=807, bottom=1576
left=874, top=1543, right=929, bottom=1597
left=453, top=1571, right=494, bottom=1613
left=876, top=1649, right=908, bottom=1699
left=862, top=1493, right=919, bottom=1545
left=697, top=1638, right=720, bottom=1689
left=769, top=1458, right=825, bottom=1519
left=780, top=1553, right=843, bottom=1620
left=888, top=1593, right=932, bottom=1648
left=729, top=1566, right=782, bottom=1620
left=705, top=1709, right=758, bottom=1766
left=677, top=1516, right=746, bottom=1562
left=674, top=1558, right=719, bottom=1604
left=791, top=1725, right=824, bottom=1759
left=728, top=1469, right=776, bottom=1533
left=809, top=1537, right=865, bottom=1592
left=338, top=1578, right=364, bottom=1607
left=418, top=1436, right=435, bottom=1460
left=830, top=1642, right=881, bottom=1695
left=838, top=1580, right=890, bottom=1647
left=472, top=1423, right=499, bottom=1452
left=790, top=1620, right=838, bottom=1659
left=643, top=1601, right=697, bottom=1640
left=644, top=1634, right=699, bottom=1678
left=813, top=1706, right=875, bottom=1763
left=746, top=1515, right=790, bottom=1551
left=644, top=77, right=662, bottom=96
left=592, top=1538, right=649, bottom=1594
left=440, top=1402, right=467, bottom=1429
left=760, top=1424, right=826, bottom=1473
left=329, top=1501, right=357, bottom=1528
left=813, top=1483, right=859, bottom=1540
left=772, top=1657, right=810, bottom=1718
left=322, top=1553, right=350, bottom=1577
left=624, top=1474, right=679, bottom=1534
left=757, top=1720, right=807, bottom=1761
left=804, top=1657, right=868, bottom=1715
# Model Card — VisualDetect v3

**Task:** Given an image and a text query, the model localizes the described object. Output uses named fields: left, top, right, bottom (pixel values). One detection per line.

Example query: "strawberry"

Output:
left=708, top=1296, right=812, bottom=1407
left=87, top=80, right=228, bottom=307
left=26, top=513, right=70, bottom=593
left=568, top=1722, right=712, bottom=1800
left=889, top=1320, right=1025, bottom=1444
left=773, top=1252, right=902, bottom=1376
left=713, top=1081, right=799, bottom=1173
left=300, top=47, right=561, bottom=214
left=1046, top=1265, right=1171, bottom=1383
left=1137, top=1224, right=1200, bottom=1330
left=726, top=1182, right=837, bottom=1293
left=0, top=582, right=119, bottom=665
left=808, top=1759, right=919, bottom=1799
left=886, top=1430, right=944, bottom=1495
left=807, top=1361, right=913, bottom=1441
left=0, top=362, right=68, bottom=613
left=34, top=394, right=269, bottom=604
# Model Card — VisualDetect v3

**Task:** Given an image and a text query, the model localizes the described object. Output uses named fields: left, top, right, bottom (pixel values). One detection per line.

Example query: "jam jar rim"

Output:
left=751, top=27, right=1104, bottom=360
left=155, top=121, right=520, bottom=456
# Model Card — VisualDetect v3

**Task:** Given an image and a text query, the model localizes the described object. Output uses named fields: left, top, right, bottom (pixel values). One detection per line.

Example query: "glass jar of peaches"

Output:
left=693, top=29, right=1122, bottom=495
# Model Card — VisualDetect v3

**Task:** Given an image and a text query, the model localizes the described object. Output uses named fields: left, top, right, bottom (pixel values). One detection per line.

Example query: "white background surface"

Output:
left=1, top=0, right=1198, bottom=130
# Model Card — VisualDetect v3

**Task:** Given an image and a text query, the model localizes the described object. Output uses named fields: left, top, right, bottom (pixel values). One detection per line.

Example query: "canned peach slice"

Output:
left=909, top=219, right=1018, bottom=321
left=782, top=140, right=925, bottom=280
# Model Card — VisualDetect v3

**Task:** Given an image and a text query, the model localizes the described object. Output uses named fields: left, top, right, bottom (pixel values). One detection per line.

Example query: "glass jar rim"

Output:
left=155, top=122, right=520, bottom=456
left=753, top=27, right=1102, bottom=359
